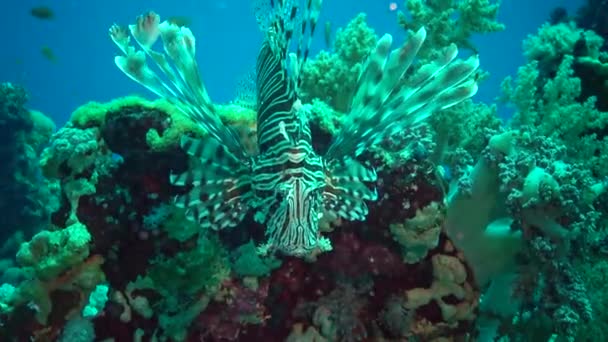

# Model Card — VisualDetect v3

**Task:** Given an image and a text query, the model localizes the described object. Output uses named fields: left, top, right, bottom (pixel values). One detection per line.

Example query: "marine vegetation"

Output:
left=1, top=0, right=608, bottom=341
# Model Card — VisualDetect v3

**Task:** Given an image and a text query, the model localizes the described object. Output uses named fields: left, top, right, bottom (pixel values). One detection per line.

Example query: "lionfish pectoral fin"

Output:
left=324, top=158, right=378, bottom=221
left=171, top=135, right=253, bottom=230
left=110, top=12, right=248, bottom=161
left=111, top=12, right=255, bottom=231
left=325, top=28, right=480, bottom=160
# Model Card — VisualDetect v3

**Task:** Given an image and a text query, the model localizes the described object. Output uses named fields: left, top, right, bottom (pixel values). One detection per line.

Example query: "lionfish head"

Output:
left=265, top=177, right=328, bottom=257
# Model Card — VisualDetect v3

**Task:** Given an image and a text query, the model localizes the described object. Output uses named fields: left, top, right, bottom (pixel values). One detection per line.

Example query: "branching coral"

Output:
left=522, top=21, right=604, bottom=65
left=445, top=126, right=601, bottom=339
left=502, top=53, right=608, bottom=178
left=398, top=0, right=504, bottom=60
left=502, top=20, right=608, bottom=183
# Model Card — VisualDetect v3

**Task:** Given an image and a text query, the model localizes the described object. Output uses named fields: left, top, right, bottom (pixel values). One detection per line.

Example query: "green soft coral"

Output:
left=131, top=234, right=230, bottom=340
left=300, top=13, right=377, bottom=111
left=305, top=99, right=345, bottom=136
left=398, top=0, right=504, bottom=60
left=522, top=22, right=604, bottom=65
left=576, top=258, right=608, bottom=340
left=70, top=96, right=205, bottom=152
left=501, top=20, right=608, bottom=179
left=231, top=240, right=281, bottom=278
left=502, top=55, right=608, bottom=177
left=147, top=234, right=229, bottom=297
left=429, top=99, right=501, bottom=160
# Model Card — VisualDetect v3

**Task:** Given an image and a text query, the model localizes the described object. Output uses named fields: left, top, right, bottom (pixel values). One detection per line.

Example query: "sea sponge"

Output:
left=71, top=96, right=256, bottom=153
left=405, top=254, right=477, bottom=323
left=26, top=109, right=55, bottom=151
left=445, top=132, right=523, bottom=286
left=39, top=125, right=105, bottom=178
left=16, top=221, right=91, bottom=281
left=390, top=201, right=443, bottom=264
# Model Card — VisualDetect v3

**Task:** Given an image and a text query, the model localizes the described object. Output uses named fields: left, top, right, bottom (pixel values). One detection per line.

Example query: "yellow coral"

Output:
left=70, top=96, right=257, bottom=152
left=390, top=201, right=444, bottom=263
left=70, top=96, right=156, bottom=128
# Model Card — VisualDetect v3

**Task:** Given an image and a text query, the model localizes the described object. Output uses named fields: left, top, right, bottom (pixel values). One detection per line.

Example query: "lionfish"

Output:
left=108, top=0, right=479, bottom=257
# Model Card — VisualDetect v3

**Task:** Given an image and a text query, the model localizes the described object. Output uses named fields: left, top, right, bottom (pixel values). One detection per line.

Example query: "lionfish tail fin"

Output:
left=324, top=158, right=378, bottom=221
left=325, top=27, right=480, bottom=160
left=170, top=135, right=253, bottom=230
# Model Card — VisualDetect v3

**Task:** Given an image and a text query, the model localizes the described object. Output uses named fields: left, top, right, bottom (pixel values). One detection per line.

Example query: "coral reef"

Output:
left=0, top=93, right=482, bottom=340
left=1, top=0, right=608, bottom=341
left=0, top=83, right=56, bottom=256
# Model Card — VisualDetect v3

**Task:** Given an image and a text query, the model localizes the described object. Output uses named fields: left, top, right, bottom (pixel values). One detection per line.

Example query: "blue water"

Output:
left=3, top=0, right=582, bottom=125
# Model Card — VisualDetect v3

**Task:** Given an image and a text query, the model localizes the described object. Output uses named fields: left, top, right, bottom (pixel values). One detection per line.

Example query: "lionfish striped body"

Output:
left=250, top=0, right=332, bottom=256
left=109, top=0, right=480, bottom=257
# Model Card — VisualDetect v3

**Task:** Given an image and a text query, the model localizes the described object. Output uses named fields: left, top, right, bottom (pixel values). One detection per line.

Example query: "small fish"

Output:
left=111, top=153, right=124, bottom=164
left=439, top=165, right=452, bottom=181
left=324, top=21, right=332, bottom=48
left=41, top=46, right=57, bottom=62
left=167, top=16, right=191, bottom=27
left=30, top=6, right=54, bottom=20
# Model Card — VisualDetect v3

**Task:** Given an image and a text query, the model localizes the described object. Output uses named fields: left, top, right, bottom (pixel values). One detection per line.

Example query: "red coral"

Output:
left=196, top=278, right=270, bottom=341
left=360, top=243, right=406, bottom=277
left=322, top=232, right=405, bottom=278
